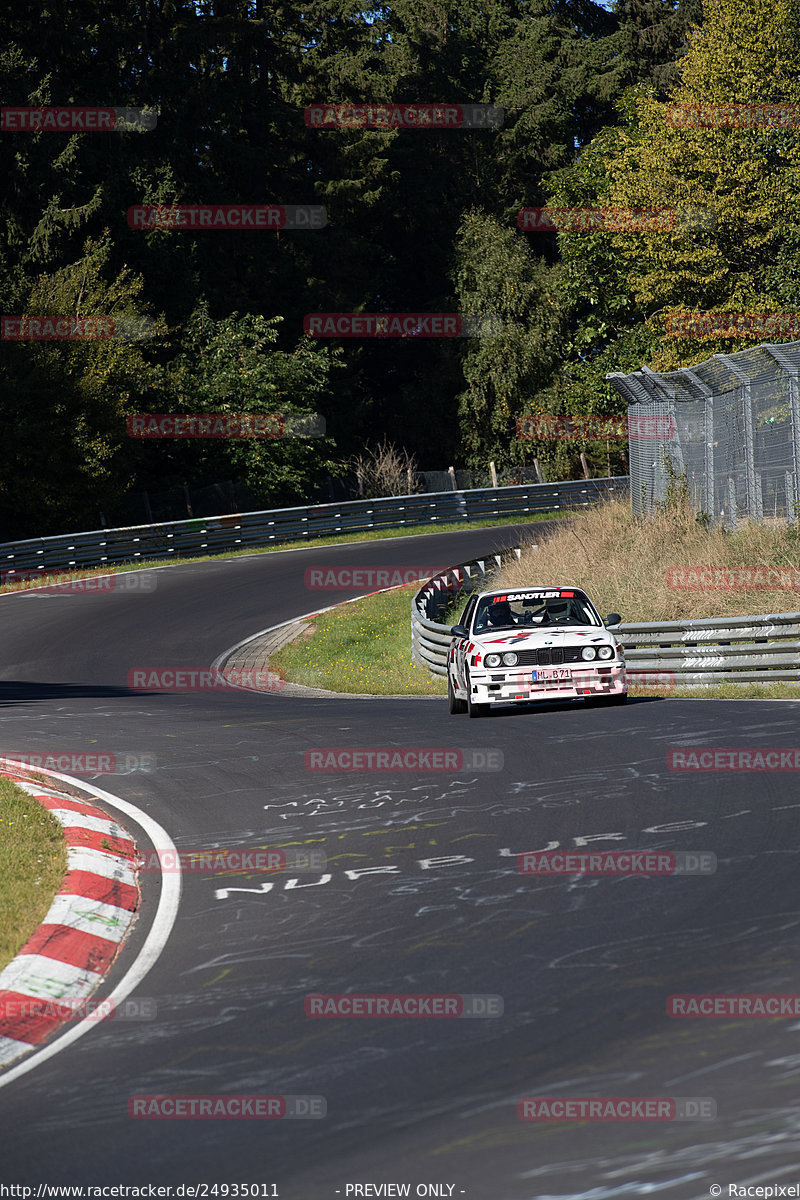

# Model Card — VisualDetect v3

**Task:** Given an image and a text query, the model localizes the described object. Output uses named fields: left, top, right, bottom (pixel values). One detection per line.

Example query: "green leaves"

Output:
left=155, top=307, right=343, bottom=505
left=453, top=210, right=566, bottom=469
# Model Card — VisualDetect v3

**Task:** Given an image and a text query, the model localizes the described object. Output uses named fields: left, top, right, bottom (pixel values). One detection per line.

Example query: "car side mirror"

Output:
left=450, top=624, right=470, bottom=639
left=605, top=613, right=622, bottom=627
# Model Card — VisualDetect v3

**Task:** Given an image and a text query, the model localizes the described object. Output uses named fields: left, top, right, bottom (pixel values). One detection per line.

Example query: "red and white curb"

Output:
left=0, top=763, right=140, bottom=1068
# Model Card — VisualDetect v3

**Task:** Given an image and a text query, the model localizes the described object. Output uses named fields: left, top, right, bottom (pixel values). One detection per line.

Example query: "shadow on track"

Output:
left=0, top=681, right=161, bottom=706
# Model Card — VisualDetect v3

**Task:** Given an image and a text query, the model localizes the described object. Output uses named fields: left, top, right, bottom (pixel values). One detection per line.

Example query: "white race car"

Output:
left=447, top=586, right=626, bottom=717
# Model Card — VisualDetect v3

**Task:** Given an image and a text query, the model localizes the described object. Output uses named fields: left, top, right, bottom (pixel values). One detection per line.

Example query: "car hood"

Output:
left=472, top=625, right=616, bottom=648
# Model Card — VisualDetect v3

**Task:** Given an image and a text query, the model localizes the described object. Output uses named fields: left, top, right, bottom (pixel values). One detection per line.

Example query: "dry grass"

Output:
left=494, top=498, right=800, bottom=623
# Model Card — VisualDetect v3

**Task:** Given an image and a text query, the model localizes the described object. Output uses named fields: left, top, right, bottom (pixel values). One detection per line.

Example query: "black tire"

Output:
left=466, top=671, right=490, bottom=718
left=448, top=670, right=467, bottom=714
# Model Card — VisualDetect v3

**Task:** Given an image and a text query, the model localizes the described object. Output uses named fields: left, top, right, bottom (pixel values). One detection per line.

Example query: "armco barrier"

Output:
left=0, top=477, right=627, bottom=577
left=412, top=555, right=800, bottom=685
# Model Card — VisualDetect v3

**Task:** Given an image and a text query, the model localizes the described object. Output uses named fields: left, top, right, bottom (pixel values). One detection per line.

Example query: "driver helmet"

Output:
left=488, top=599, right=513, bottom=625
left=547, top=600, right=570, bottom=620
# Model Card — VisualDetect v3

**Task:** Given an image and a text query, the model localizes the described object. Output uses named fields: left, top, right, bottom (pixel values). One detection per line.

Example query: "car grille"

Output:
left=512, top=647, right=587, bottom=666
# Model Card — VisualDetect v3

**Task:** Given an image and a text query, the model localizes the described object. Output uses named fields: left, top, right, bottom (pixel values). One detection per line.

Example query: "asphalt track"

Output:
left=2, top=521, right=800, bottom=1198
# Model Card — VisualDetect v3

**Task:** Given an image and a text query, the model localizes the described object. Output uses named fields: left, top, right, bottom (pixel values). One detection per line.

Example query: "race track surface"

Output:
left=1, top=522, right=800, bottom=1199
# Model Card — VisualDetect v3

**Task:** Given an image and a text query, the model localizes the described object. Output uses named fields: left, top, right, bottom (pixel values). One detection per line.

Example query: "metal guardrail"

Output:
left=412, top=554, right=800, bottom=685
left=411, top=550, right=523, bottom=677
left=614, top=612, right=800, bottom=684
left=0, top=477, right=628, bottom=577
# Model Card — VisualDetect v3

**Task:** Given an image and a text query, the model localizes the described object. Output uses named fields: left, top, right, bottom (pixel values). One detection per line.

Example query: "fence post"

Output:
left=727, top=478, right=738, bottom=530
left=680, top=368, right=715, bottom=519
left=764, top=346, right=800, bottom=522
left=715, top=354, right=757, bottom=522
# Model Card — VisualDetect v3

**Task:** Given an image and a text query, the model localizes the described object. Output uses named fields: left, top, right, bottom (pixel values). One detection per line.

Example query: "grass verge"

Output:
left=270, top=584, right=447, bottom=695
left=0, top=775, right=67, bottom=972
left=0, top=510, right=564, bottom=594
left=630, top=683, right=800, bottom=700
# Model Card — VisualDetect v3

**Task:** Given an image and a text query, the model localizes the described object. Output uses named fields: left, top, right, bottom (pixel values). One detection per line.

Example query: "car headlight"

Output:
left=502, top=652, right=518, bottom=666
left=485, top=653, right=502, bottom=668
left=598, top=645, right=614, bottom=660
left=581, top=646, right=597, bottom=661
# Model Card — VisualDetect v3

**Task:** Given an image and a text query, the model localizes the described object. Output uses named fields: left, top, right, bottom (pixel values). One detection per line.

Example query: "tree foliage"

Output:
left=5, top=0, right=791, bottom=538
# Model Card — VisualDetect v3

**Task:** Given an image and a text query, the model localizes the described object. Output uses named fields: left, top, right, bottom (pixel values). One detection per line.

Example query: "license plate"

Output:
left=532, top=668, right=571, bottom=682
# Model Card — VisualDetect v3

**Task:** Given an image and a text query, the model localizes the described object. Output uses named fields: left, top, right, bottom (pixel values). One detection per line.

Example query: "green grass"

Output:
left=271, top=583, right=447, bottom=694
left=0, top=510, right=565, bottom=594
left=0, top=775, right=67, bottom=972
left=630, top=682, right=800, bottom=701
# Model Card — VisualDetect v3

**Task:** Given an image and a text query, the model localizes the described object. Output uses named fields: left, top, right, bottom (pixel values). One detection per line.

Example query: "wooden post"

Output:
left=533, top=458, right=544, bottom=484
left=183, top=484, right=194, bottom=518
left=448, top=465, right=457, bottom=490
left=489, top=460, right=498, bottom=488
left=407, top=466, right=413, bottom=494
left=580, top=452, right=591, bottom=479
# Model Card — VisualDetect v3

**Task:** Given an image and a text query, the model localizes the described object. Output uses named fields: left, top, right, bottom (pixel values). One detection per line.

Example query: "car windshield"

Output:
left=472, top=590, right=602, bottom=633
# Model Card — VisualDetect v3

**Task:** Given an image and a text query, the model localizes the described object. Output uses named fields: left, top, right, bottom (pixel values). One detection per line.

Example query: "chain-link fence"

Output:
left=607, top=341, right=800, bottom=524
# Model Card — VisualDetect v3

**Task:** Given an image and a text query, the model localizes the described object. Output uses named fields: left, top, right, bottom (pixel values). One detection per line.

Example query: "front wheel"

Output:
left=448, top=670, right=467, bottom=714
left=466, top=671, right=490, bottom=718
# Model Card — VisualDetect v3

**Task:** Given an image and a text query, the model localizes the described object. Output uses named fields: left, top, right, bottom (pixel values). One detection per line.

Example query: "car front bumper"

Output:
left=470, top=664, right=627, bottom=705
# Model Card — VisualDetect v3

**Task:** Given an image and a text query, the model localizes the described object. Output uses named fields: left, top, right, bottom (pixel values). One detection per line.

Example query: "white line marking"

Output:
left=0, top=764, right=181, bottom=1089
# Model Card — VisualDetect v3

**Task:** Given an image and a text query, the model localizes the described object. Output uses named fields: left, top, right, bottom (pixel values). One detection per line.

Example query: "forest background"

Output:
left=4, top=0, right=793, bottom=539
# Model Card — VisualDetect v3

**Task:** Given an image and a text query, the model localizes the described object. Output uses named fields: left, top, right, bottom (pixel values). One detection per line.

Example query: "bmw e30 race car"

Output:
left=447, top=586, right=626, bottom=717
